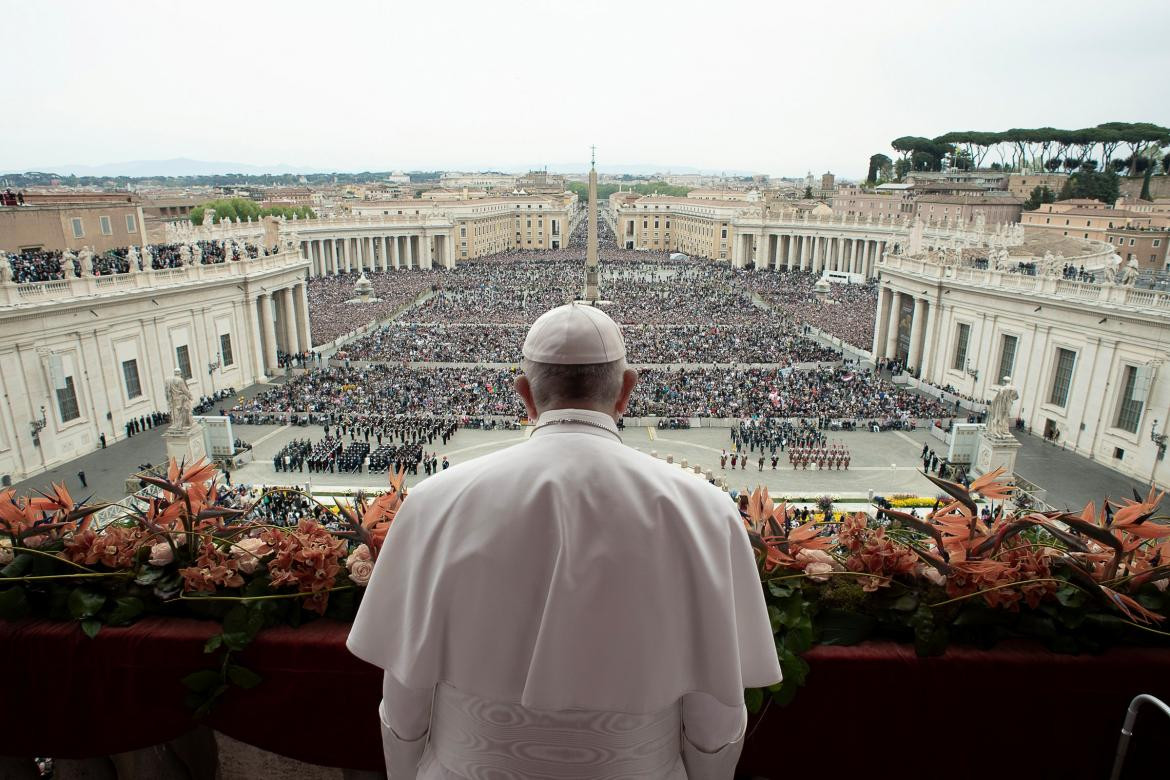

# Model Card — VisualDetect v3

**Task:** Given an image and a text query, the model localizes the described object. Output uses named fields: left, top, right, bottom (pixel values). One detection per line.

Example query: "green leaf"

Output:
left=0, top=586, right=30, bottom=619
left=106, top=596, right=144, bottom=626
left=1137, top=591, right=1164, bottom=611
left=768, top=604, right=783, bottom=633
left=891, top=593, right=919, bottom=612
left=223, top=605, right=250, bottom=634
left=768, top=583, right=793, bottom=599
left=744, top=687, right=765, bottom=714
left=192, top=685, right=229, bottom=719
left=818, top=609, right=876, bottom=646
left=770, top=680, right=801, bottom=707
left=226, top=664, right=263, bottom=690
left=67, top=588, right=107, bottom=620
left=134, top=567, right=165, bottom=586
left=182, top=669, right=223, bottom=693
left=220, top=631, right=254, bottom=652
left=778, top=652, right=810, bottom=687
left=1, top=553, right=34, bottom=578
left=203, top=634, right=223, bottom=653
left=80, top=618, right=102, bottom=639
left=783, top=623, right=814, bottom=654
left=1055, top=586, right=1086, bottom=609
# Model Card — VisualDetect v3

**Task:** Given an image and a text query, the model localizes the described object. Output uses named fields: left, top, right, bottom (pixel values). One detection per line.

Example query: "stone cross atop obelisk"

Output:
left=584, top=145, right=600, bottom=303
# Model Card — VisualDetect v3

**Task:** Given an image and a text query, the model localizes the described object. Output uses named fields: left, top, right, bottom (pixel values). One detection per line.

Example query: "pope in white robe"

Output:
left=348, top=303, right=781, bottom=779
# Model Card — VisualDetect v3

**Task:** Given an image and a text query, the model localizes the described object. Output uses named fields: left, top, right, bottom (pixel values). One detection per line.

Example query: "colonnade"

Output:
left=251, top=282, right=312, bottom=375
left=300, top=233, right=454, bottom=277
left=871, top=286, right=932, bottom=374
left=733, top=232, right=893, bottom=278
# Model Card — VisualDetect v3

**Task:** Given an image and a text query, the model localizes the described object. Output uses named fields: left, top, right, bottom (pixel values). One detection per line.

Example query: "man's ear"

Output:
left=614, top=369, right=639, bottom=416
left=515, top=374, right=539, bottom=420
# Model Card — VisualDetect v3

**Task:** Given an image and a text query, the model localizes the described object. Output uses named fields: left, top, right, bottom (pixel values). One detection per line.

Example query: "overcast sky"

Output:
left=3, top=0, right=1167, bottom=178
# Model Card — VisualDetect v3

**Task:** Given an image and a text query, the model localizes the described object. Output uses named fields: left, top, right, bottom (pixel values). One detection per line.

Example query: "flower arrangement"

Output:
left=741, top=467, right=1170, bottom=709
left=887, top=496, right=939, bottom=509
left=1, top=459, right=1168, bottom=717
left=0, top=458, right=406, bottom=714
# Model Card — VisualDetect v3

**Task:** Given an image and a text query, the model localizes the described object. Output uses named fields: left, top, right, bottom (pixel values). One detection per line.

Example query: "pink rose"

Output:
left=232, top=537, right=271, bottom=575
left=797, top=549, right=840, bottom=582
left=148, top=542, right=174, bottom=567
left=347, top=544, right=374, bottom=587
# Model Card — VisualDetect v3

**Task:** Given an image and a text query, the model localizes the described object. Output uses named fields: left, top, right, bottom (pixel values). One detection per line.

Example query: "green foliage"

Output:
left=1056, top=170, right=1120, bottom=205
left=803, top=186, right=813, bottom=199
left=566, top=181, right=691, bottom=205
left=1141, top=166, right=1153, bottom=201
left=1022, top=185, right=1055, bottom=211
left=185, top=603, right=266, bottom=718
left=190, top=198, right=315, bottom=226
left=866, top=153, right=892, bottom=184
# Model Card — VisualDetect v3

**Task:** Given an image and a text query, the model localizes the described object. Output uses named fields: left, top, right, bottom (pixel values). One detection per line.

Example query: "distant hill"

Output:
left=1, top=158, right=327, bottom=177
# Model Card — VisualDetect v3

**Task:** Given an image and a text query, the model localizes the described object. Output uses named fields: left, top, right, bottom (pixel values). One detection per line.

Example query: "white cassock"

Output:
left=348, top=408, right=782, bottom=779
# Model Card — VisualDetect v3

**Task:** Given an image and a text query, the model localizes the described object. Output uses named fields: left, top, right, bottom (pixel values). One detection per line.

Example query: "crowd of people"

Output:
left=745, top=270, right=877, bottom=350
left=229, top=363, right=948, bottom=424
left=1, top=240, right=274, bottom=284
left=339, top=322, right=840, bottom=365
left=305, top=271, right=443, bottom=346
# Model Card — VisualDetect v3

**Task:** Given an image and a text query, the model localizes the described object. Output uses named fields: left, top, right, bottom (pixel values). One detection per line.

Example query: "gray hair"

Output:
left=521, top=358, right=627, bottom=410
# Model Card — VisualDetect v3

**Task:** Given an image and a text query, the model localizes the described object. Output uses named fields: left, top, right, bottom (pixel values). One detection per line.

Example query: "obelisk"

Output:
left=584, top=145, right=600, bottom=303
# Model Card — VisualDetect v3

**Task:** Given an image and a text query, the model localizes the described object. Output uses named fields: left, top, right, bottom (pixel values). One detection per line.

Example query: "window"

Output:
left=1113, top=447, right=1125, bottom=460
left=1049, top=348, right=1076, bottom=407
left=721, top=228, right=728, bottom=239
left=175, top=345, right=192, bottom=380
left=219, top=334, right=234, bottom=367
left=997, top=335, right=1018, bottom=383
left=126, top=214, right=136, bottom=233
left=99, top=216, right=112, bottom=235
left=1154, top=239, right=1162, bottom=247
left=1129, top=238, right=1136, bottom=246
left=1115, top=365, right=1143, bottom=434
left=952, top=323, right=970, bottom=370
left=71, top=218, right=84, bottom=238
left=122, top=359, right=142, bottom=399
left=56, top=376, right=80, bottom=422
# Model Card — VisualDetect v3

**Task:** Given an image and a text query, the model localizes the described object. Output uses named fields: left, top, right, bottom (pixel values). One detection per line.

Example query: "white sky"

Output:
left=3, top=0, right=1167, bottom=178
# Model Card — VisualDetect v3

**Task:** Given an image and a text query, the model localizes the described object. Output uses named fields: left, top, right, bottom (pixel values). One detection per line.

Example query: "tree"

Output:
left=803, top=185, right=814, bottom=199
left=1141, top=166, right=1153, bottom=201
left=866, top=153, right=892, bottom=184
left=894, top=159, right=911, bottom=180
left=1056, top=171, right=1120, bottom=205
left=1164, top=151, right=1170, bottom=175
left=1044, top=158, right=1064, bottom=172
left=1022, top=185, right=1056, bottom=211
left=190, top=197, right=314, bottom=225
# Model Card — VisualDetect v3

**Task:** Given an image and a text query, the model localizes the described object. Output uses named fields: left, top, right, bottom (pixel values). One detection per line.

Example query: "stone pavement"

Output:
left=9, top=379, right=283, bottom=503
left=13, top=403, right=1160, bottom=513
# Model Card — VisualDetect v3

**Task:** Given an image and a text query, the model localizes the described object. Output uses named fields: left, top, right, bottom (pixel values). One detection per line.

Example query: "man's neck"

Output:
left=537, top=404, right=617, bottom=423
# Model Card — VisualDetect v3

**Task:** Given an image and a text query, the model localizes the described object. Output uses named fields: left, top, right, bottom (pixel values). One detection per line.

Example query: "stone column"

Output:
left=340, top=239, right=350, bottom=273
left=259, top=294, right=278, bottom=372
left=885, top=291, right=902, bottom=359
left=248, top=295, right=266, bottom=379
left=282, top=287, right=299, bottom=354
left=294, top=283, right=311, bottom=353
left=846, top=240, right=855, bottom=274
left=908, top=297, right=926, bottom=372
left=811, top=236, right=821, bottom=273
left=785, top=235, right=795, bottom=269
left=799, top=235, right=810, bottom=271
left=422, top=231, right=432, bottom=270
left=872, top=287, right=888, bottom=358
left=405, top=236, right=414, bottom=269
left=391, top=236, right=400, bottom=269
left=380, top=236, right=388, bottom=271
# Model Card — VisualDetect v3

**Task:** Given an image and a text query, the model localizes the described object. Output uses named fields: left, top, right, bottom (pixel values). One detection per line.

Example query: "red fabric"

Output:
left=2, top=618, right=1168, bottom=778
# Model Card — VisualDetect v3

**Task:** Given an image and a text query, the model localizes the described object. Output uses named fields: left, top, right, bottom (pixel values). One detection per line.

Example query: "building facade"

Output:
left=1, top=202, right=150, bottom=253
left=0, top=249, right=310, bottom=484
left=874, top=245, right=1169, bottom=487
left=913, top=195, right=1023, bottom=227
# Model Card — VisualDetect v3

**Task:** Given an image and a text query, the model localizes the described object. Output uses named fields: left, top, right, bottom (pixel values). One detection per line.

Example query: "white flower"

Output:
left=147, top=542, right=174, bottom=567
left=0, top=538, right=13, bottom=565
